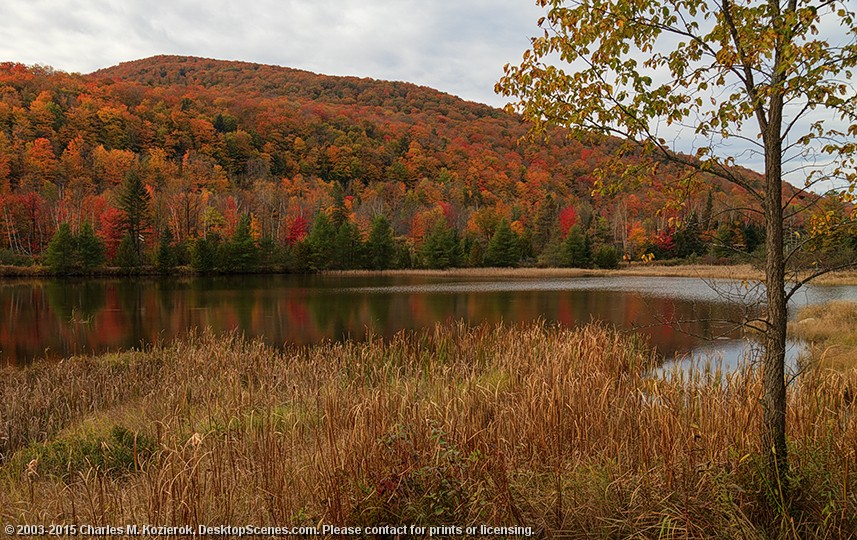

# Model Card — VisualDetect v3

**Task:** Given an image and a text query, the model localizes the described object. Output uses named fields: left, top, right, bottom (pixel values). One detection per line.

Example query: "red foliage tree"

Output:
left=285, top=215, right=309, bottom=245
left=558, top=206, right=578, bottom=238
left=98, top=206, right=126, bottom=261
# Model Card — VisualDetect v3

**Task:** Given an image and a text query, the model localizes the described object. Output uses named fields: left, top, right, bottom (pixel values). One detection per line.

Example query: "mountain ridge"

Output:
left=92, top=55, right=500, bottom=118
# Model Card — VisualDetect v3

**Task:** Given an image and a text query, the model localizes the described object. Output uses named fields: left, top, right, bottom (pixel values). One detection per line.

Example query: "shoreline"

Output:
left=325, top=264, right=857, bottom=286
left=2, top=262, right=857, bottom=285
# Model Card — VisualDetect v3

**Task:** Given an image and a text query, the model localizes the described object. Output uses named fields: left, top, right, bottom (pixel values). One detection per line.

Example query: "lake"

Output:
left=1, top=273, right=855, bottom=366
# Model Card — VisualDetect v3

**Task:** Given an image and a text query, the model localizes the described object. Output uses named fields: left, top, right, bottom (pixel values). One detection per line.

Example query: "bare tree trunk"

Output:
left=763, top=128, right=789, bottom=492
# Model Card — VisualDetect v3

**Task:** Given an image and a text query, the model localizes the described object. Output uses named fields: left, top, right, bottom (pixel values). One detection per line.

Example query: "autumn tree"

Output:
left=497, top=0, right=857, bottom=497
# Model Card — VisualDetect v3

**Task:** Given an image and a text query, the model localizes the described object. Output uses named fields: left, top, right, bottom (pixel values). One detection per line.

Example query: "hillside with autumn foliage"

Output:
left=0, top=55, right=841, bottom=273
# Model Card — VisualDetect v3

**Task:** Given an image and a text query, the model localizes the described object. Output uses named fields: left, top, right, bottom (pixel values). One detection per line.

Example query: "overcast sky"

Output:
left=0, top=0, right=543, bottom=108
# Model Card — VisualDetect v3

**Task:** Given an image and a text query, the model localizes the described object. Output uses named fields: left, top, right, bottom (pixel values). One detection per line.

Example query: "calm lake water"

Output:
left=1, top=274, right=855, bottom=366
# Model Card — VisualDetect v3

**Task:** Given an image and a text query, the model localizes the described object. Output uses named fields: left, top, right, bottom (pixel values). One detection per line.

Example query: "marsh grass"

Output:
left=791, top=301, right=857, bottom=371
left=326, top=264, right=765, bottom=281
left=0, top=322, right=855, bottom=538
left=330, top=264, right=857, bottom=286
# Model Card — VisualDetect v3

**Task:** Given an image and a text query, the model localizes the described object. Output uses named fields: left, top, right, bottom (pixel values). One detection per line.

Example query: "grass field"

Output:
left=1, top=320, right=855, bottom=538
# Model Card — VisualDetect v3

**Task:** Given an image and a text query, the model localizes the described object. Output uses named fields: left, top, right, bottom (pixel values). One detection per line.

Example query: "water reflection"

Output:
left=1, top=275, right=855, bottom=366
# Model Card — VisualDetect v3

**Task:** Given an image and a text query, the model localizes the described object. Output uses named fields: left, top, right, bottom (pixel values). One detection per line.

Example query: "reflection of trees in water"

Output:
left=0, top=276, right=793, bottom=365
left=365, top=293, right=392, bottom=332
left=232, top=287, right=255, bottom=333
left=45, top=280, right=106, bottom=323
left=116, top=280, right=147, bottom=349
left=306, top=291, right=366, bottom=341
left=0, top=284, right=53, bottom=362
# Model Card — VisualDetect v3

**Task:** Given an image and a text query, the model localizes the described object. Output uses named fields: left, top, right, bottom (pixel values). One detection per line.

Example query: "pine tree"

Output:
left=303, top=212, right=336, bottom=271
left=156, top=227, right=177, bottom=272
left=561, top=225, right=590, bottom=268
left=420, top=220, right=461, bottom=269
left=190, top=234, right=220, bottom=272
left=533, top=194, right=558, bottom=254
left=332, top=221, right=364, bottom=269
left=117, top=169, right=151, bottom=261
left=223, top=214, right=259, bottom=272
left=673, top=214, right=705, bottom=258
left=115, top=232, right=140, bottom=269
left=591, top=244, right=620, bottom=269
left=330, top=183, right=348, bottom=227
left=484, top=219, right=520, bottom=267
left=77, top=221, right=106, bottom=271
left=44, top=223, right=77, bottom=274
left=366, top=215, right=395, bottom=270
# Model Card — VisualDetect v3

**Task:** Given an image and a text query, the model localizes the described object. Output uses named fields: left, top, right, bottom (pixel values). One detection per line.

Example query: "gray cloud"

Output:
left=0, top=0, right=542, bottom=107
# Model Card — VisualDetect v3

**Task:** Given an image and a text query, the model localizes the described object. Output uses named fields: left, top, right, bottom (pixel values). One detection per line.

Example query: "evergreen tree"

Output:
left=484, top=219, right=520, bottom=267
left=517, top=228, right=535, bottom=262
left=118, top=169, right=151, bottom=261
left=702, top=191, right=714, bottom=230
left=366, top=215, right=395, bottom=270
left=156, top=227, right=177, bottom=272
left=673, top=214, right=705, bottom=258
left=223, top=214, right=259, bottom=272
left=303, top=212, right=337, bottom=271
left=332, top=221, right=364, bottom=269
left=257, top=235, right=278, bottom=267
left=77, top=221, right=106, bottom=271
left=561, top=225, right=591, bottom=268
left=591, top=244, right=620, bottom=269
left=464, top=235, right=484, bottom=267
left=533, top=194, right=558, bottom=253
left=713, top=222, right=737, bottom=258
left=420, top=220, right=461, bottom=269
left=44, top=223, right=77, bottom=274
left=115, top=232, right=141, bottom=269
left=330, top=183, right=348, bottom=227
left=190, top=234, right=221, bottom=271
left=395, top=240, right=414, bottom=269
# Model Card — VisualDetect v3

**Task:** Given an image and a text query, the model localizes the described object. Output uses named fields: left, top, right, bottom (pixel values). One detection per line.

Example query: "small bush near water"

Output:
left=0, top=322, right=855, bottom=538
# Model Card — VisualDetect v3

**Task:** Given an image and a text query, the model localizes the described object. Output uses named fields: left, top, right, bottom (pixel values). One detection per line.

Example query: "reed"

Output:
left=791, top=301, right=857, bottom=371
left=1, top=322, right=854, bottom=538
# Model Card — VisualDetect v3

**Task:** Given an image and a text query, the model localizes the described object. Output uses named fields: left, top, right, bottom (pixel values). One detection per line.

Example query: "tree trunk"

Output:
left=763, top=130, right=789, bottom=493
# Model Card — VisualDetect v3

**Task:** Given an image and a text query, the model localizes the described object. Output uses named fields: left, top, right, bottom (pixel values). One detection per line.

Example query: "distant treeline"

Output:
left=31, top=171, right=798, bottom=276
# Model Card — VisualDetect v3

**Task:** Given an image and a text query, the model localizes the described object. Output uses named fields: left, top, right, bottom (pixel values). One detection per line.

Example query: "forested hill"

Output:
left=96, top=55, right=496, bottom=118
left=0, top=55, right=786, bottom=272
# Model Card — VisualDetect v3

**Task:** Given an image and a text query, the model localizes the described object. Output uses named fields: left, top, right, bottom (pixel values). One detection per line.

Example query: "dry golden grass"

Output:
left=327, top=264, right=763, bottom=281
left=791, top=301, right=857, bottom=371
left=0, top=323, right=855, bottom=538
left=330, top=264, right=857, bottom=285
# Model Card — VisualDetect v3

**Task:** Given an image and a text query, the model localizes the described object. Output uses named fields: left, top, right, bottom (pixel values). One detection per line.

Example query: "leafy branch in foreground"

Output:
left=497, top=0, right=857, bottom=505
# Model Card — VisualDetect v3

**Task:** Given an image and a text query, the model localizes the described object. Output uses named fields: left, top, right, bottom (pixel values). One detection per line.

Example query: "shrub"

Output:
left=592, top=244, right=620, bottom=269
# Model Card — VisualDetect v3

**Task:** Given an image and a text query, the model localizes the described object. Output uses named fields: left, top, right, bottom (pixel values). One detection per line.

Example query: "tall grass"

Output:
left=1, top=322, right=854, bottom=538
left=791, top=301, right=857, bottom=371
